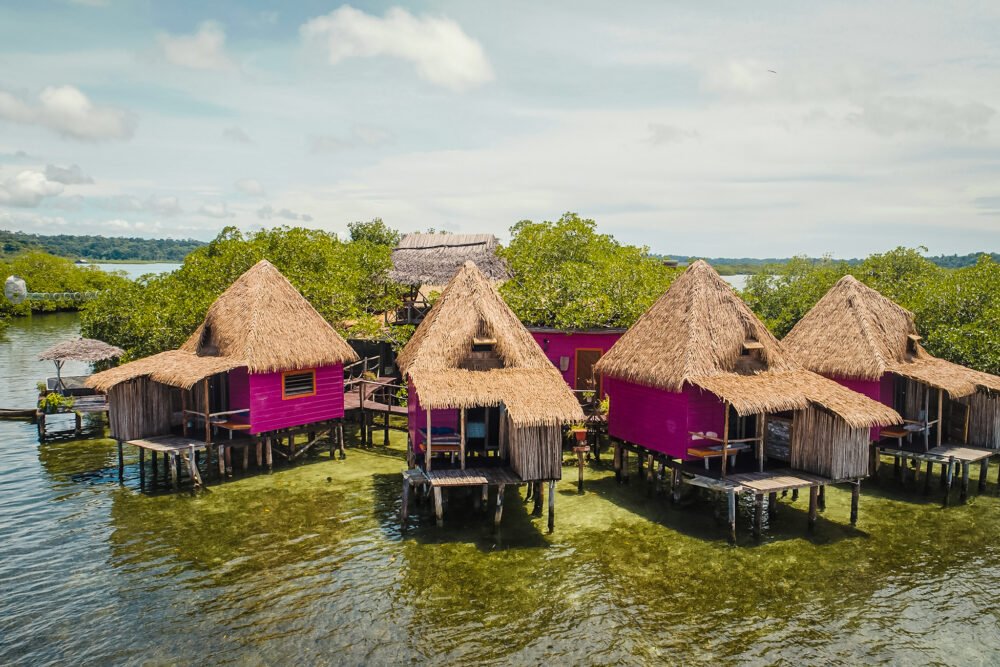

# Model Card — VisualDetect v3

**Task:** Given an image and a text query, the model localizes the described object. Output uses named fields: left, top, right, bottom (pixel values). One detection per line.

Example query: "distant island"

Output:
left=665, top=253, right=1000, bottom=275
left=0, top=229, right=205, bottom=262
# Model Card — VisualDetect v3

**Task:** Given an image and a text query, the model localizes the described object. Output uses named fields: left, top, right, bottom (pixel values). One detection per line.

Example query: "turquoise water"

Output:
left=1, top=313, right=1000, bottom=665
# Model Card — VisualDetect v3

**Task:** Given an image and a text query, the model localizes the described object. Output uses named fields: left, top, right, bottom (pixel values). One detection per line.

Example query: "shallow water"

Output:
left=1, top=314, right=1000, bottom=665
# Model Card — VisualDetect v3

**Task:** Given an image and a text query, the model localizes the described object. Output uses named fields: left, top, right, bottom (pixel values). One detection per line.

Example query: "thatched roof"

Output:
left=595, top=261, right=899, bottom=428
left=88, top=260, right=358, bottom=391
left=390, top=233, right=508, bottom=285
left=398, top=261, right=583, bottom=426
left=39, top=338, right=123, bottom=362
left=785, top=275, right=1000, bottom=398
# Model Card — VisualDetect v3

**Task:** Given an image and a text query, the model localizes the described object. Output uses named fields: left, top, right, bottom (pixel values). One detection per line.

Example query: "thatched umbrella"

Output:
left=39, top=338, right=124, bottom=388
left=390, top=233, right=509, bottom=286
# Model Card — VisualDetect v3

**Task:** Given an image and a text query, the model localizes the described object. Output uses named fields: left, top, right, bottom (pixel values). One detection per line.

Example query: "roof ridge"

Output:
left=845, top=277, right=887, bottom=373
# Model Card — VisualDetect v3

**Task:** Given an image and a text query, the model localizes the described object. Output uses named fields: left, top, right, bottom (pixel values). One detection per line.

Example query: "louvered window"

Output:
left=283, top=370, right=316, bottom=398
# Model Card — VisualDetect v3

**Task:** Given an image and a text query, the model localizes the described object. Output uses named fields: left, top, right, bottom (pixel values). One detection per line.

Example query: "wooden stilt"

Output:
left=753, top=493, right=763, bottom=540
left=924, top=461, right=934, bottom=494
left=401, top=481, right=410, bottom=523
left=256, top=439, right=263, bottom=467
left=622, top=447, right=629, bottom=483
left=266, top=439, right=273, bottom=471
left=139, top=447, right=145, bottom=487
left=850, top=481, right=860, bottom=526
left=217, top=444, right=226, bottom=477
left=808, top=485, right=818, bottom=532
left=482, top=484, right=489, bottom=513
left=577, top=447, right=586, bottom=493
left=646, top=454, right=655, bottom=496
left=74, top=412, right=82, bottom=435
left=613, top=442, right=622, bottom=484
left=433, top=487, right=443, bottom=527
left=791, top=488, right=799, bottom=502
left=169, top=452, right=178, bottom=489
left=979, top=459, right=989, bottom=493
left=224, top=444, right=232, bottom=476
left=727, top=488, right=737, bottom=545
left=547, top=480, right=556, bottom=532
left=494, top=484, right=506, bottom=528
left=117, top=440, right=124, bottom=484
left=151, top=450, right=158, bottom=483
left=960, top=461, right=970, bottom=503
left=657, top=461, right=665, bottom=496
left=894, top=455, right=901, bottom=481
left=870, top=445, right=879, bottom=480
left=188, top=444, right=202, bottom=488
left=817, top=485, right=826, bottom=512
left=944, top=457, right=955, bottom=506
left=767, top=491, right=778, bottom=518
left=671, top=467, right=682, bottom=504
left=242, top=445, right=249, bottom=471
left=533, top=481, right=543, bottom=516
left=525, top=480, right=533, bottom=501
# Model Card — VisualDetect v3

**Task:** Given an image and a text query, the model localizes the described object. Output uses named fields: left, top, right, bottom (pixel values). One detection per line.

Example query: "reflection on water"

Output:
left=2, top=313, right=1000, bottom=665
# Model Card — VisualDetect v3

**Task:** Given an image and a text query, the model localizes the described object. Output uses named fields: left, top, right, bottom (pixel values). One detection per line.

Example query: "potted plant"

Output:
left=38, top=392, right=74, bottom=414
left=568, top=421, right=588, bottom=442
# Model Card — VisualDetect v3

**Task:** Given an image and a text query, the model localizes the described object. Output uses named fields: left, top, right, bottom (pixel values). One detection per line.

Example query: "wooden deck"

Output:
left=874, top=441, right=997, bottom=503
left=405, top=466, right=523, bottom=488
left=124, top=435, right=208, bottom=489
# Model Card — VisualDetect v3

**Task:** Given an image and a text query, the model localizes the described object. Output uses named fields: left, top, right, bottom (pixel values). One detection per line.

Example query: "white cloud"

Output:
left=97, top=194, right=182, bottom=215
left=146, top=195, right=182, bottom=216
left=257, top=204, right=312, bottom=222
left=45, top=163, right=93, bottom=184
left=102, top=218, right=163, bottom=233
left=647, top=124, right=700, bottom=145
left=157, top=21, right=234, bottom=71
left=222, top=126, right=253, bottom=144
left=847, top=96, right=996, bottom=140
left=198, top=202, right=235, bottom=218
left=235, top=178, right=265, bottom=196
left=308, top=125, right=393, bottom=154
left=0, top=170, right=65, bottom=207
left=0, top=85, right=135, bottom=141
left=301, top=6, right=493, bottom=91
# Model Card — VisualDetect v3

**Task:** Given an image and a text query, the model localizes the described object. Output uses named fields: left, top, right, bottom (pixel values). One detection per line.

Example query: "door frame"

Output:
left=574, top=347, right=604, bottom=396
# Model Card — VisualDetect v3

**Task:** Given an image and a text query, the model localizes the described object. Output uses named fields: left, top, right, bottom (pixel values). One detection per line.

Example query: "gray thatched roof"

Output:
left=39, top=338, right=124, bottom=362
left=389, top=233, right=508, bottom=285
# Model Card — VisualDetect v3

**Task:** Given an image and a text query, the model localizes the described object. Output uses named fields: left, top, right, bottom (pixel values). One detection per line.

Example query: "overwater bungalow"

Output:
left=527, top=327, right=625, bottom=399
left=784, top=275, right=1000, bottom=501
left=594, top=261, right=900, bottom=542
left=388, top=233, right=508, bottom=325
left=397, top=261, right=584, bottom=530
left=87, top=260, right=359, bottom=488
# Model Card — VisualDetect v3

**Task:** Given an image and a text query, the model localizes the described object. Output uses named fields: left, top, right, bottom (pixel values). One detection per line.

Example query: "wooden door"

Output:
left=575, top=349, right=603, bottom=395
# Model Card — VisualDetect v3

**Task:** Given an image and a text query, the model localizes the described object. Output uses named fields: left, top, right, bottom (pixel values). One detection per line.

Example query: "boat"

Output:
left=0, top=408, right=37, bottom=420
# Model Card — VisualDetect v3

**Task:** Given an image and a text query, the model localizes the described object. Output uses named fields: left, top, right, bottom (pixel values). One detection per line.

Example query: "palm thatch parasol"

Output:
left=39, top=337, right=124, bottom=389
left=390, top=233, right=509, bottom=286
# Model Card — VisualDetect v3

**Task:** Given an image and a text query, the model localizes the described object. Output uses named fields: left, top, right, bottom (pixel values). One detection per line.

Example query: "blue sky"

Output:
left=1, top=1, right=999, bottom=256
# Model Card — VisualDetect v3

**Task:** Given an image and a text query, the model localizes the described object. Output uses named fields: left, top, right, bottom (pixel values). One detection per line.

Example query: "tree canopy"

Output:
left=0, top=229, right=203, bottom=262
left=80, top=225, right=404, bottom=360
left=498, top=213, right=678, bottom=329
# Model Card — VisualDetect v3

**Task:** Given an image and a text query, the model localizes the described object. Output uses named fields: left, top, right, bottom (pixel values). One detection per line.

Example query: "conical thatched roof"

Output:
left=785, top=275, right=1000, bottom=398
left=39, top=338, right=123, bottom=362
left=179, top=259, right=357, bottom=373
left=595, top=261, right=900, bottom=427
left=390, top=233, right=509, bottom=285
left=398, top=261, right=583, bottom=426
left=88, top=260, right=358, bottom=391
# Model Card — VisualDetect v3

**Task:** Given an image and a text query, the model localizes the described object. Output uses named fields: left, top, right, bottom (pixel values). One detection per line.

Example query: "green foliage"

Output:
left=80, top=225, right=405, bottom=360
left=0, top=229, right=203, bottom=261
left=347, top=218, right=401, bottom=247
left=499, top=212, right=678, bottom=329
left=0, top=250, right=131, bottom=317
left=742, top=247, right=1000, bottom=374
left=38, top=392, right=74, bottom=413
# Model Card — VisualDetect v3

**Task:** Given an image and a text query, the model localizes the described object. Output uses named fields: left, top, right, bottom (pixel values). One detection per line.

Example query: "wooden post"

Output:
left=533, top=481, right=543, bottom=516
left=753, top=493, right=763, bottom=540
left=74, top=411, right=82, bottom=435
left=460, top=408, right=466, bottom=471
left=338, top=422, right=345, bottom=460
left=979, top=458, right=989, bottom=493
left=923, top=386, right=930, bottom=452
left=767, top=491, right=778, bottom=518
left=621, top=447, right=629, bottom=483
left=401, top=480, right=410, bottom=524
left=613, top=442, right=622, bottom=484
left=256, top=439, right=263, bottom=467
left=482, top=484, right=489, bottom=513
left=384, top=407, right=390, bottom=448
left=721, top=403, right=731, bottom=477
left=242, top=444, right=249, bottom=471
left=224, top=444, right=232, bottom=476
left=646, top=453, right=655, bottom=496
left=189, top=444, right=202, bottom=488
left=791, top=488, right=799, bottom=502
left=727, top=488, right=737, bottom=545
left=870, top=444, right=879, bottom=480
left=817, top=485, right=826, bottom=512
left=936, top=389, right=943, bottom=448
left=203, top=379, right=211, bottom=444
left=181, top=390, right=188, bottom=437
left=576, top=447, right=586, bottom=493
left=547, top=480, right=556, bottom=532
left=425, top=408, right=432, bottom=472
left=672, top=466, right=682, bottom=504
left=657, top=460, right=665, bottom=496
left=138, top=447, right=145, bottom=487
left=757, top=414, right=766, bottom=473
left=944, top=456, right=955, bottom=506
left=807, top=486, right=819, bottom=532
left=266, top=438, right=273, bottom=471
left=494, top=484, right=505, bottom=528
left=433, top=487, right=443, bottom=527
left=850, top=481, right=860, bottom=526
left=960, top=461, right=970, bottom=503
left=169, top=452, right=178, bottom=489
left=117, top=440, right=124, bottom=484
left=924, top=461, right=934, bottom=494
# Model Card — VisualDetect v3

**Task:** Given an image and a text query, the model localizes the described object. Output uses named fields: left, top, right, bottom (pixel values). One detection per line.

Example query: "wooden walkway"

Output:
left=401, top=466, right=556, bottom=531
left=125, top=435, right=208, bottom=489
left=874, top=442, right=997, bottom=503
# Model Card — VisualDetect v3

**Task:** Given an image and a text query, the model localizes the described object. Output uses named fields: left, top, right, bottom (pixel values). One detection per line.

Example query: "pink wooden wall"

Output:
left=529, top=329, right=624, bottom=393
left=228, top=367, right=250, bottom=413
left=829, top=374, right=896, bottom=440
left=605, top=377, right=726, bottom=458
left=246, top=364, right=344, bottom=434
left=407, top=379, right=459, bottom=451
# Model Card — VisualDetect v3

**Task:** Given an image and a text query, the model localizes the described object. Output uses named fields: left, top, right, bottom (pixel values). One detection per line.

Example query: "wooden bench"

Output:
left=687, top=443, right=751, bottom=469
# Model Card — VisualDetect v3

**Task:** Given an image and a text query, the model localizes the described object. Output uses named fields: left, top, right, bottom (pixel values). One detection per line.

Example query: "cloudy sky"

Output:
left=1, top=1, right=999, bottom=257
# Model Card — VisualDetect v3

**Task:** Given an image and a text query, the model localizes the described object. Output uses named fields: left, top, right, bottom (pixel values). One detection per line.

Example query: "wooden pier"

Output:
left=401, top=466, right=556, bottom=531
left=614, top=440, right=857, bottom=544
left=873, top=441, right=997, bottom=505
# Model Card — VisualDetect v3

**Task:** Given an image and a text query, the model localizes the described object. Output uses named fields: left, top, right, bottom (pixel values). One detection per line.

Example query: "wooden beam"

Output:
left=203, top=379, right=211, bottom=444
left=937, top=388, right=944, bottom=448
left=433, top=487, right=443, bottom=527
left=727, top=488, right=737, bottom=545
left=721, top=402, right=731, bottom=477
left=425, top=408, right=432, bottom=472
left=547, top=480, right=555, bottom=533
left=460, top=408, right=466, bottom=471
